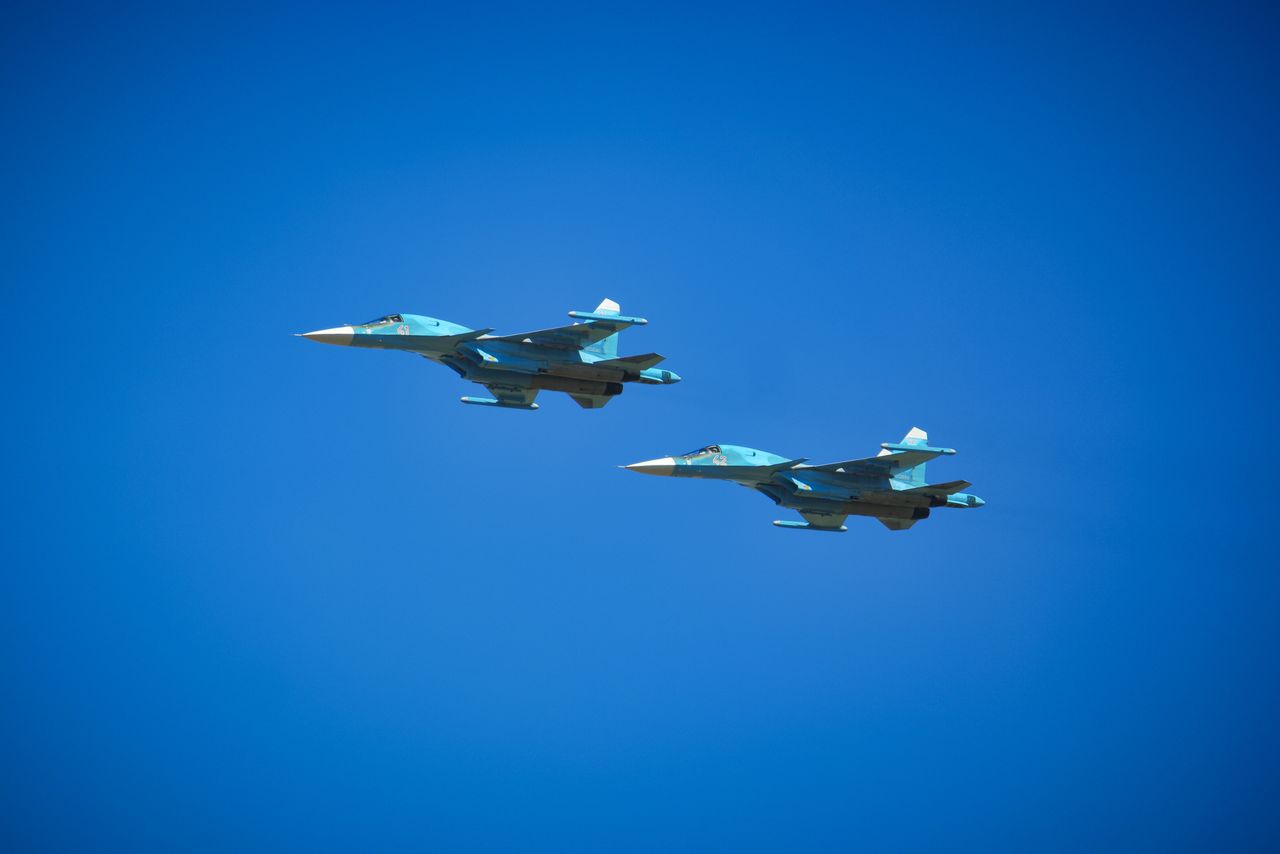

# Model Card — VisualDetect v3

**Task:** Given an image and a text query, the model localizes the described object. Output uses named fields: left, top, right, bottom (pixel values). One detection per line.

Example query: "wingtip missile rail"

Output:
left=879, top=442, right=956, bottom=455
left=566, top=310, right=648, bottom=325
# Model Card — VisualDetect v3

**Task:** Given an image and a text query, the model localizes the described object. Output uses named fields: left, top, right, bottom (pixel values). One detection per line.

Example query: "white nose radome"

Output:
left=301, top=326, right=355, bottom=345
left=624, top=457, right=677, bottom=476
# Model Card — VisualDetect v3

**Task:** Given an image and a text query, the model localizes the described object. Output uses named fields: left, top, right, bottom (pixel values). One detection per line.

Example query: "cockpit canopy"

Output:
left=681, top=445, right=721, bottom=457
left=359, top=314, right=403, bottom=326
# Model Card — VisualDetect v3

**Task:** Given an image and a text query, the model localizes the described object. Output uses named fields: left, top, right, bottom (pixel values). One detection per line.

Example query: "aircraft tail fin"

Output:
left=885, top=426, right=929, bottom=485
left=584, top=298, right=622, bottom=357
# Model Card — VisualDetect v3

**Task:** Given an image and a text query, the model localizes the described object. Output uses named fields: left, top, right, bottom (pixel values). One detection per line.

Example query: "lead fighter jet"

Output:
left=300, top=299, right=680, bottom=410
left=625, top=427, right=984, bottom=531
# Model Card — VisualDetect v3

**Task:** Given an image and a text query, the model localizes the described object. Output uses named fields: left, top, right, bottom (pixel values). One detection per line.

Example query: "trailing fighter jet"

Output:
left=299, top=299, right=680, bottom=410
left=624, top=427, right=983, bottom=532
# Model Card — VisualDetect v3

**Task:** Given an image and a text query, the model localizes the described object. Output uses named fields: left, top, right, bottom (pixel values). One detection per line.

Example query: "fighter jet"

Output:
left=624, top=427, right=983, bottom=531
left=300, top=299, right=680, bottom=410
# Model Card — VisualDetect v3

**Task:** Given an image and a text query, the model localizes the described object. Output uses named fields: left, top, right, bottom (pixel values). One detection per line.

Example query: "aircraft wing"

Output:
left=901, top=480, right=971, bottom=496
left=492, top=316, right=644, bottom=350
left=808, top=449, right=942, bottom=477
left=593, top=352, right=665, bottom=370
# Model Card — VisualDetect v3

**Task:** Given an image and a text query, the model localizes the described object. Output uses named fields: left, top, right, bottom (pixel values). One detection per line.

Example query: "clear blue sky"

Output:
left=4, top=3, right=1278, bottom=850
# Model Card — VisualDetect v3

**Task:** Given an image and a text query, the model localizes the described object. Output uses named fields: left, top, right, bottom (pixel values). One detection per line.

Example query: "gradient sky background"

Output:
left=4, top=3, right=1279, bottom=851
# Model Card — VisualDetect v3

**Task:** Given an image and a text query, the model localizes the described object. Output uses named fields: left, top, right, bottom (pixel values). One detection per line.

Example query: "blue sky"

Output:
left=4, top=3, right=1278, bottom=850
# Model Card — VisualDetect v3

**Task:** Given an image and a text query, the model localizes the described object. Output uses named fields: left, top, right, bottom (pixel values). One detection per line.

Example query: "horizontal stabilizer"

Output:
left=594, top=352, right=665, bottom=371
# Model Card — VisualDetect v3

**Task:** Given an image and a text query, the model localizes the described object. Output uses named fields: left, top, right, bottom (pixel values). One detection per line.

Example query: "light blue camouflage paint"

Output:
left=625, top=428, right=983, bottom=532
left=300, top=299, right=681, bottom=410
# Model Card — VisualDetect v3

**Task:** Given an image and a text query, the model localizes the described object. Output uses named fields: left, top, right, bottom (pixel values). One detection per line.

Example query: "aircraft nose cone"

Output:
left=301, top=325, right=355, bottom=345
left=665, top=371, right=682, bottom=384
left=624, top=456, right=676, bottom=476
left=971, top=496, right=986, bottom=508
